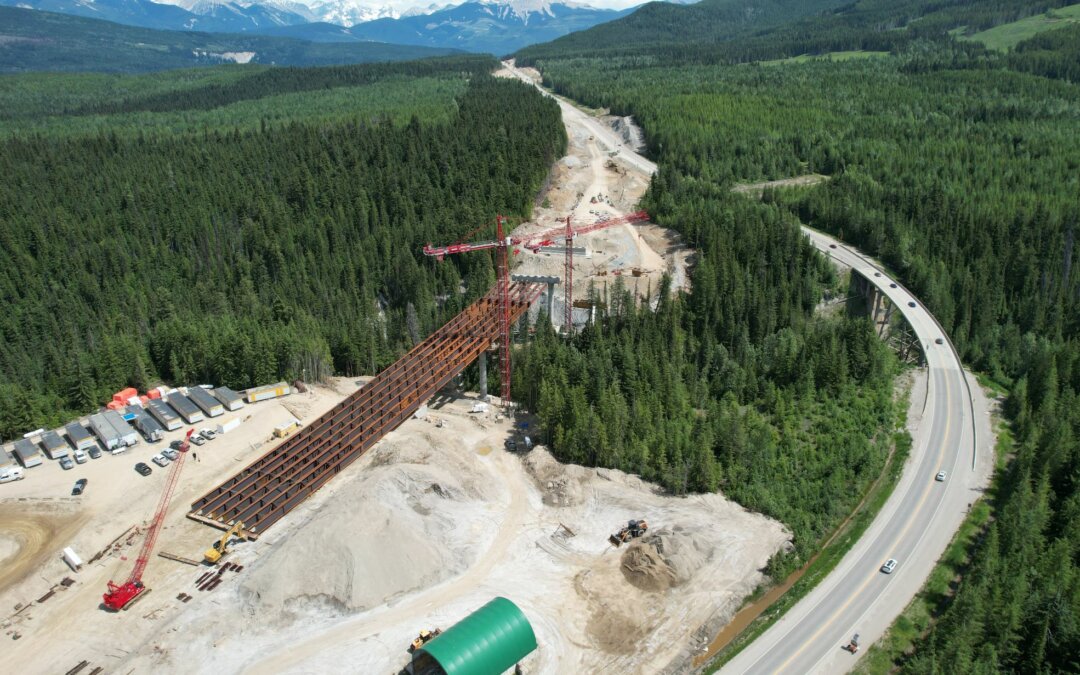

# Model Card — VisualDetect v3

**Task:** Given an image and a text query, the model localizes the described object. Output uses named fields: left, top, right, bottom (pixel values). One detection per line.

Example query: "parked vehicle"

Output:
left=87, top=446, right=102, bottom=459
left=200, top=429, right=216, bottom=441
left=0, top=468, right=25, bottom=483
left=60, top=457, right=74, bottom=470
left=162, top=448, right=179, bottom=461
left=72, top=478, right=88, bottom=496
left=73, top=449, right=88, bottom=464
left=190, top=435, right=205, bottom=447
left=151, top=454, right=169, bottom=467
left=135, top=462, right=152, bottom=476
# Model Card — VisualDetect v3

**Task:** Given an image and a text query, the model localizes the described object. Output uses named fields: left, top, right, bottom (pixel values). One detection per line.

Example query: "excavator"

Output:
left=204, top=521, right=248, bottom=565
left=409, top=628, right=442, bottom=653
left=608, top=518, right=648, bottom=547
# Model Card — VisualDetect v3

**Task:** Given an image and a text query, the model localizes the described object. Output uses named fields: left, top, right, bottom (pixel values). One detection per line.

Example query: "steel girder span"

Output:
left=188, top=282, right=543, bottom=537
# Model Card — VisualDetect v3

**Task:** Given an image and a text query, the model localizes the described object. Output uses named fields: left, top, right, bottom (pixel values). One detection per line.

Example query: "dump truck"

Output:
left=608, top=519, right=648, bottom=547
left=409, top=628, right=442, bottom=653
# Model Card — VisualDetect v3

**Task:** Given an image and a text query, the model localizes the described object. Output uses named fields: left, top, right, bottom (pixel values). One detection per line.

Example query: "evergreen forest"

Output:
left=516, top=0, right=1080, bottom=668
left=0, top=56, right=567, bottom=440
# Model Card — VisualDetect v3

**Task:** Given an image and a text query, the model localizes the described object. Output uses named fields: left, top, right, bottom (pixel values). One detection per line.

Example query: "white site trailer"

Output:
left=89, top=413, right=122, bottom=451
left=13, top=438, right=43, bottom=468
left=166, top=392, right=204, bottom=424
left=188, top=386, right=224, bottom=418
left=39, top=430, right=69, bottom=459
left=103, top=410, right=139, bottom=447
left=147, top=399, right=182, bottom=431
left=213, top=386, right=244, bottom=411
left=65, top=422, right=97, bottom=451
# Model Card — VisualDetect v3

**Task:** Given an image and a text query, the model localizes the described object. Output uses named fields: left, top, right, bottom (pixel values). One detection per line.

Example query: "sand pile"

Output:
left=523, top=447, right=590, bottom=506
left=239, top=436, right=498, bottom=618
left=620, top=526, right=711, bottom=592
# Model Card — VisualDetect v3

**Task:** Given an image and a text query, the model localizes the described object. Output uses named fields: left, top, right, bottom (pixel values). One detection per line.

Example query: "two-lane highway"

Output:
left=502, top=59, right=993, bottom=673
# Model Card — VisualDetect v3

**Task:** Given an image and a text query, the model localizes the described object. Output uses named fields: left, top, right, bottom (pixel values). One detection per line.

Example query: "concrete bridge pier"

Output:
left=512, top=273, right=561, bottom=325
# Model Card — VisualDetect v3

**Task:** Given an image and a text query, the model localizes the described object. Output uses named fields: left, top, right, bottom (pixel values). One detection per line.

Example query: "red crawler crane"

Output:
left=103, top=429, right=194, bottom=611
left=422, top=210, right=650, bottom=404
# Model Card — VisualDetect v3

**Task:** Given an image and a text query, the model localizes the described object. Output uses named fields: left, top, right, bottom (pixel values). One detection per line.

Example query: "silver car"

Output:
left=162, top=448, right=180, bottom=461
left=151, top=454, right=170, bottom=467
left=880, top=558, right=898, bottom=574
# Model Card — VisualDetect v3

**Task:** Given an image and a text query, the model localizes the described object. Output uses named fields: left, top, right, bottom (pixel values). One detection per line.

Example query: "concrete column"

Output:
left=546, top=282, right=556, bottom=320
left=478, top=351, right=488, bottom=401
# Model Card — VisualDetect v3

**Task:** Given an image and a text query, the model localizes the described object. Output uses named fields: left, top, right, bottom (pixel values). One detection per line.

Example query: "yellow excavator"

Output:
left=409, top=628, right=442, bottom=653
left=204, top=522, right=248, bottom=564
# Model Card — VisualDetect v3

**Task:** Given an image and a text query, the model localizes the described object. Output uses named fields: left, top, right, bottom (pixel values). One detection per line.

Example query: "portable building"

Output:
left=128, top=408, right=164, bottom=443
left=89, top=413, right=123, bottom=450
left=13, top=439, right=43, bottom=468
left=245, top=382, right=291, bottom=404
left=166, top=392, right=204, bottom=424
left=213, top=387, right=245, bottom=412
left=216, top=417, right=241, bottom=435
left=103, top=410, right=139, bottom=447
left=147, top=399, right=182, bottom=431
left=0, top=447, right=14, bottom=470
left=188, top=386, right=225, bottom=418
left=412, top=597, right=537, bottom=675
left=39, top=431, right=69, bottom=459
left=65, top=423, right=97, bottom=451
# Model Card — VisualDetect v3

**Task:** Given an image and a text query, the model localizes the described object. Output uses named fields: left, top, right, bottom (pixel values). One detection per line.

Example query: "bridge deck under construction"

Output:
left=188, top=282, right=542, bottom=537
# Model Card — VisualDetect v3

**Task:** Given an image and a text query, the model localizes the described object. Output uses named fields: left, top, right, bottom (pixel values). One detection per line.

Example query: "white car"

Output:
left=880, top=558, right=898, bottom=574
left=73, top=449, right=88, bottom=464
left=0, top=468, right=25, bottom=483
left=151, top=454, right=170, bottom=467
left=935, top=471, right=947, bottom=482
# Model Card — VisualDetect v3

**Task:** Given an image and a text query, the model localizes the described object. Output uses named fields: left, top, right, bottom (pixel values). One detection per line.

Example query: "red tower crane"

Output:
left=422, top=210, right=650, bottom=404
left=103, top=429, right=194, bottom=611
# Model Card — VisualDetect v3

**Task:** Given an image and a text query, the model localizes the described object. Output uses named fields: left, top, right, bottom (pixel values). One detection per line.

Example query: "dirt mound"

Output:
left=522, top=447, right=589, bottom=506
left=605, top=115, right=645, bottom=152
left=620, top=526, right=711, bottom=591
left=239, top=436, right=499, bottom=619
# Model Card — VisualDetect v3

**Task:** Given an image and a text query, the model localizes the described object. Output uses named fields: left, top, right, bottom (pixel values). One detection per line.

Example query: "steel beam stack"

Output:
left=188, top=283, right=542, bottom=537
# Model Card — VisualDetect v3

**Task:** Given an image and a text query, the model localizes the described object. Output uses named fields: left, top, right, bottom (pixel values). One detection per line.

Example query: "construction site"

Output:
left=0, top=67, right=785, bottom=675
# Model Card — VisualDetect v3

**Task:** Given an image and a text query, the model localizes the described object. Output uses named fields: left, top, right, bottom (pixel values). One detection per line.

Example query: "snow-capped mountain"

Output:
left=2, top=0, right=637, bottom=51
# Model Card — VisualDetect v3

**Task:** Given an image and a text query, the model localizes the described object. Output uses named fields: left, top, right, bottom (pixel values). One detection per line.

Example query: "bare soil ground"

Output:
left=113, top=398, right=789, bottom=675
left=731, top=174, right=830, bottom=197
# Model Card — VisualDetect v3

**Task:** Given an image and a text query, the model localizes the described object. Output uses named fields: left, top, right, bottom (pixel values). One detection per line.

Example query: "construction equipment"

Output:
left=424, top=211, right=648, bottom=359
left=408, top=628, right=442, bottom=653
left=103, top=429, right=194, bottom=611
left=608, top=519, right=648, bottom=547
left=204, top=521, right=248, bottom=565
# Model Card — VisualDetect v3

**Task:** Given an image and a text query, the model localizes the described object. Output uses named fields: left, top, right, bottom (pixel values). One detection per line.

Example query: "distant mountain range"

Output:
left=0, top=5, right=459, bottom=72
left=0, top=0, right=638, bottom=52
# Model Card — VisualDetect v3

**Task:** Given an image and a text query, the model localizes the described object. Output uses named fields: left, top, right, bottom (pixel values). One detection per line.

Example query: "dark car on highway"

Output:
left=135, top=462, right=152, bottom=476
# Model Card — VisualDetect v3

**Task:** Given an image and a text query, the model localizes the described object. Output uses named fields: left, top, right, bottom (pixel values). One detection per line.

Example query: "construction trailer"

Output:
left=216, top=417, right=241, bottom=435
left=64, top=422, right=97, bottom=451
left=103, top=410, right=139, bottom=447
left=166, top=392, right=204, bottom=424
left=245, top=382, right=291, bottom=404
left=127, top=407, right=164, bottom=442
left=188, top=386, right=225, bottom=418
left=89, top=413, right=123, bottom=451
left=0, top=447, right=15, bottom=471
left=39, top=431, right=69, bottom=459
left=13, top=439, right=43, bottom=468
left=213, top=387, right=244, bottom=411
left=147, top=399, right=183, bottom=431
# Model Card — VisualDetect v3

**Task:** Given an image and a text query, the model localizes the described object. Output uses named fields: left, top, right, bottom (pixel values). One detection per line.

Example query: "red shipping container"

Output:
left=147, top=390, right=162, bottom=400
left=106, top=401, right=124, bottom=411
left=139, top=396, right=150, bottom=405
left=117, top=387, right=137, bottom=400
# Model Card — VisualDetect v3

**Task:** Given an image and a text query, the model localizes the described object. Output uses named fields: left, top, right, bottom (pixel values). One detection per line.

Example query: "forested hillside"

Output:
left=0, top=7, right=459, bottom=73
left=0, top=58, right=567, bottom=440
left=516, top=0, right=1080, bottom=667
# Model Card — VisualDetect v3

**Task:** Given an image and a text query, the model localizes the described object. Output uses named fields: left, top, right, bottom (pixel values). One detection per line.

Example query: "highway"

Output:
left=502, top=60, right=994, bottom=674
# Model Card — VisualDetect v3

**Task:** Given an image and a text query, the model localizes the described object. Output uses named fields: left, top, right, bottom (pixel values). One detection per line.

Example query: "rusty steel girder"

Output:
left=188, top=282, right=542, bottom=537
